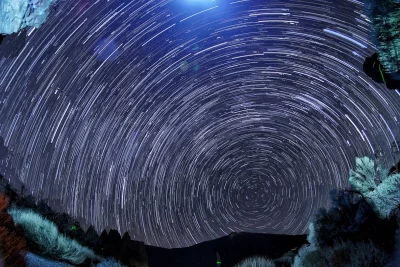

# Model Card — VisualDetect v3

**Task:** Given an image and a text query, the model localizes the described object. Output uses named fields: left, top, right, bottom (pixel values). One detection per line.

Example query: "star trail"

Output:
left=0, top=0, right=400, bottom=249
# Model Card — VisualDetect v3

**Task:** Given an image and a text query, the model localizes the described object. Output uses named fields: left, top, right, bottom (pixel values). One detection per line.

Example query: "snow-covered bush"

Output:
left=234, top=256, right=276, bottom=267
left=96, top=257, right=127, bottom=267
left=0, top=0, right=56, bottom=35
left=25, top=252, right=74, bottom=267
left=363, top=0, right=400, bottom=73
left=349, top=157, right=400, bottom=219
left=293, top=240, right=388, bottom=267
left=8, top=207, right=103, bottom=265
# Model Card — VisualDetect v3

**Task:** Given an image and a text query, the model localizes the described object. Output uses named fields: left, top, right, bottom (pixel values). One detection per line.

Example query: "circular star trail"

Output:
left=0, top=0, right=400, bottom=248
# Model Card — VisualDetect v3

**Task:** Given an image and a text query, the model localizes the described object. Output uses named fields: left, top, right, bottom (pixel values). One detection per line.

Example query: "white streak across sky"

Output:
left=0, top=0, right=400, bottom=248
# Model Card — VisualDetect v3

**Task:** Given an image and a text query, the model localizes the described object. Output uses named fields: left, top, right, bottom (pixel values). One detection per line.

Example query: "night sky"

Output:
left=0, top=0, right=400, bottom=249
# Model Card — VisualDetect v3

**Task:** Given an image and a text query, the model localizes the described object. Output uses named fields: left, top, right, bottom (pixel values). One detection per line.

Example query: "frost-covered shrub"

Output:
left=293, top=240, right=388, bottom=267
left=349, top=157, right=400, bottom=219
left=363, top=0, right=400, bottom=73
left=96, top=257, right=127, bottom=267
left=273, top=256, right=293, bottom=267
left=234, top=256, right=276, bottom=267
left=307, top=188, right=397, bottom=253
left=0, top=0, right=57, bottom=35
left=26, top=252, right=74, bottom=267
left=8, top=207, right=103, bottom=265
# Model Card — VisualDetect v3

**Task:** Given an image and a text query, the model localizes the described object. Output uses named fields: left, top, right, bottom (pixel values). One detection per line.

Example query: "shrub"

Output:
left=308, top=189, right=397, bottom=252
left=8, top=207, right=103, bottom=265
left=234, top=256, right=276, bottom=267
left=349, top=157, right=400, bottom=219
left=363, top=0, right=400, bottom=73
left=307, top=198, right=365, bottom=248
left=96, top=257, right=126, bottom=267
left=25, top=252, right=74, bottom=267
left=293, top=240, right=389, bottom=267
left=0, top=193, right=28, bottom=267
left=50, top=212, right=85, bottom=242
left=273, top=256, right=293, bottom=267
left=0, top=175, right=92, bottom=249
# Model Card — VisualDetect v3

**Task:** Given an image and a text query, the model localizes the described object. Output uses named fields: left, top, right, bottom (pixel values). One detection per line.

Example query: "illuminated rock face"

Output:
left=0, top=0, right=56, bottom=35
